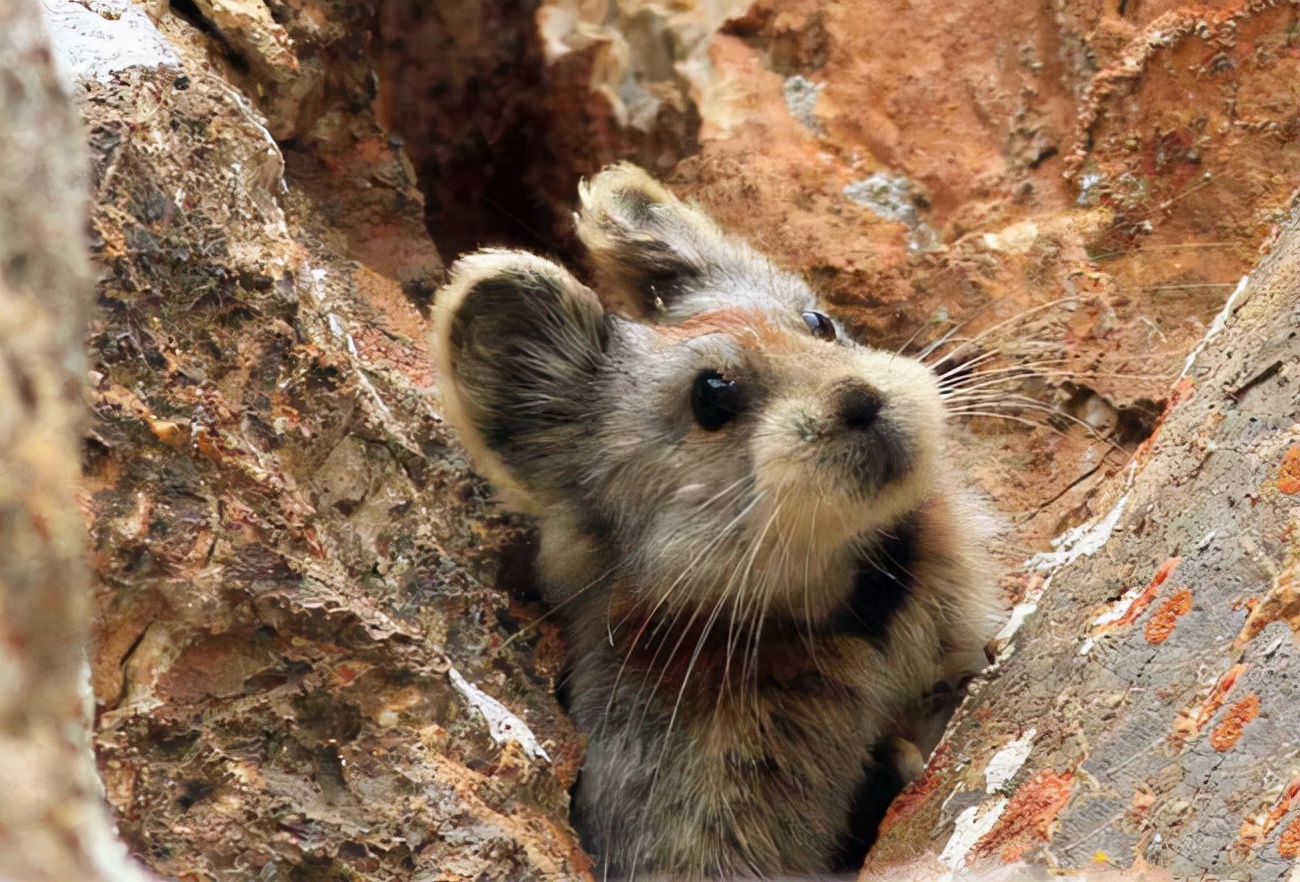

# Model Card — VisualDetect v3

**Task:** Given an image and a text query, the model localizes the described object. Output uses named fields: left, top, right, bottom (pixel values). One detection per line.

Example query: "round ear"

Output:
left=433, top=249, right=611, bottom=512
left=575, top=162, right=816, bottom=321
left=575, top=163, right=724, bottom=319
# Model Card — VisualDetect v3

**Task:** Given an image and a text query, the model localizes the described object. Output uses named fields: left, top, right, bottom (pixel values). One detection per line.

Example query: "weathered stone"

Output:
left=16, top=0, right=1300, bottom=878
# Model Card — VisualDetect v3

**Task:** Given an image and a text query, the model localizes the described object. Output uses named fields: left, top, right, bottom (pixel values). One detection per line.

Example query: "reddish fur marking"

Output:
left=654, top=308, right=797, bottom=353
left=602, top=598, right=853, bottom=716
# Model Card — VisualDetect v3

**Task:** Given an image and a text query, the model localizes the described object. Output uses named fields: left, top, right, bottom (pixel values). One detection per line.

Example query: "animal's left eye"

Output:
left=801, top=311, right=836, bottom=341
left=691, top=370, right=748, bottom=431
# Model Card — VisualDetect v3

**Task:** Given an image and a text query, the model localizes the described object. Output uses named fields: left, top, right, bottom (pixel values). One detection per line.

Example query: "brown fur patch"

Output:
left=605, top=600, right=855, bottom=715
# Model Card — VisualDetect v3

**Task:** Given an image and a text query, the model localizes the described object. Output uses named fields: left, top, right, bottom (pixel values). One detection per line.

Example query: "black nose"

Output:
left=837, top=384, right=883, bottom=430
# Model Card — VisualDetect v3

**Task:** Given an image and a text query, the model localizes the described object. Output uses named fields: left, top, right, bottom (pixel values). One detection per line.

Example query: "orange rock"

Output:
left=1278, top=817, right=1300, bottom=859
left=1210, top=695, right=1260, bottom=752
left=1144, top=587, right=1193, bottom=644
left=1278, top=444, right=1300, bottom=495
left=971, top=769, right=1076, bottom=863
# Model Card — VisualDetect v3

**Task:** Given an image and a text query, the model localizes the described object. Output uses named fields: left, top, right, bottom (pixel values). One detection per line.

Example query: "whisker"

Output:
left=612, top=488, right=765, bottom=738
left=935, top=354, right=1073, bottom=378
left=916, top=295, right=1082, bottom=362
left=893, top=312, right=949, bottom=357
left=799, top=496, right=823, bottom=665
left=725, top=501, right=782, bottom=689
left=945, top=408, right=1131, bottom=453
left=494, top=556, right=631, bottom=654
left=635, top=575, right=746, bottom=861
left=931, top=347, right=1028, bottom=378
left=596, top=488, right=763, bottom=738
left=607, top=479, right=753, bottom=637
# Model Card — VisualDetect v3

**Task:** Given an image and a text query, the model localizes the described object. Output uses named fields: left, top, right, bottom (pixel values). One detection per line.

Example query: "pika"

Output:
left=433, top=164, right=1000, bottom=879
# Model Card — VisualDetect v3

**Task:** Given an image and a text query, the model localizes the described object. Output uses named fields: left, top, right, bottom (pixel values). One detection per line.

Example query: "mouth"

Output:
left=832, top=420, right=916, bottom=498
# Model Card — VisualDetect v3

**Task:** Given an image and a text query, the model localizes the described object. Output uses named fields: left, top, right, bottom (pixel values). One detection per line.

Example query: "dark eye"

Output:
left=801, top=310, right=836, bottom=341
left=690, top=370, right=747, bottom=431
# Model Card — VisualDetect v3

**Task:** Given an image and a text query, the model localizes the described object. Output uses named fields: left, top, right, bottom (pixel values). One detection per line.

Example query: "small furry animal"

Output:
left=433, top=164, right=1000, bottom=879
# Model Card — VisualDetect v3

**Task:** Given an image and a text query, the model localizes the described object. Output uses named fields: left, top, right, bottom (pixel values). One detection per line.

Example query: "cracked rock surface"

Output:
left=33, top=0, right=1300, bottom=878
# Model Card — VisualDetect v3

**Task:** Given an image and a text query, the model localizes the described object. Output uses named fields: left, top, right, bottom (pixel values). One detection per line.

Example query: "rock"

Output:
left=15, top=0, right=1300, bottom=878
left=38, top=1, right=582, bottom=879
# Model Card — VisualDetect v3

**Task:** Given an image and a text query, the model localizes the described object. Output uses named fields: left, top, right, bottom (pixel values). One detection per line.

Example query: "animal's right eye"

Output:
left=691, top=370, right=747, bottom=431
left=801, top=310, right=836, bottom=341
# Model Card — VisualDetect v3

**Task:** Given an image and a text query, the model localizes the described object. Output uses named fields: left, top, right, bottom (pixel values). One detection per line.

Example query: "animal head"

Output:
left=433, top=164, right=947, bottom=618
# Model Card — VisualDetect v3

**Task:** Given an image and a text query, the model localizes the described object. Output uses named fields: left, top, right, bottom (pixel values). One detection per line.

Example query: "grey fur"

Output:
left=433, top=164, right=1000, bottom=879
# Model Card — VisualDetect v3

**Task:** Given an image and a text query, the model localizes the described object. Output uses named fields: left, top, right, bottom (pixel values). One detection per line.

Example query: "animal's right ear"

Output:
left=433, top=249, right=611, bottom=511
left=575, top=162, right=733, bottom=319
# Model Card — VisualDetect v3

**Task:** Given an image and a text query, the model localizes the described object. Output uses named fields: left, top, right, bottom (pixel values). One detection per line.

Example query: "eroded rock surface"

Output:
left=865, top=213, right=1300, bottom=881
left=42, top=0, right=1300, bottom=878
left=54, top=1, right=581, bottom=879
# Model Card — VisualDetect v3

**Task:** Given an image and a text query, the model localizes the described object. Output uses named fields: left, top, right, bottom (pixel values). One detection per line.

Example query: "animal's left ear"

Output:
left=575, top=163, right=746, bottom=319
left=432, top=249, right=612, bottom=512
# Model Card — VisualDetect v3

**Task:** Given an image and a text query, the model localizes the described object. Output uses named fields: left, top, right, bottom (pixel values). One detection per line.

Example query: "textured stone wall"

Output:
left=12, top=0, right=1300, bottom=878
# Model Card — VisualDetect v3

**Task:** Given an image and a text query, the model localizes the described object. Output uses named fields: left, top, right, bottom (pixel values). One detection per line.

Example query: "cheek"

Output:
left=630, top=453, right=759, bottom=579
left=654, top=444, right=758, bottom=526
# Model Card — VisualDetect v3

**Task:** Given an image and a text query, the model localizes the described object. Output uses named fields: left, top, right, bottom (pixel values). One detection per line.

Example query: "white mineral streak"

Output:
left=207, top=78, right=291, bottom=210
left=307, top=269, right=393, bottom=420
left=983, top=729, right=1036, bottom=793
left=995, top=600, right=1036, bottom=641
left=448, top=667, right=551, bottom=763
left=40, top=0, right=180, bottom=86
left=1026, top=493, right=1129, bottom=573
left=1090, top=578, right=1151, bottom=629
left=928, top=733, right=1037, bottom=879
left=937, top=798, right=1008, bottom=876
left=1021, top=490, right=1129, bottom=659
left=993, top=583, right=1045, bottom=645
left=1180, top=274, right=1249, bottom=378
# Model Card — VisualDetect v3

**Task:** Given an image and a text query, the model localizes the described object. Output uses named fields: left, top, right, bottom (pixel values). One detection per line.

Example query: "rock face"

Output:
left=0, top=3, right=143, bottom=879
left=865, top=228, right=1300, bottom=880
left=55, top=1, right=580, bottom=879
left=14, top=0, right=1300, bottom=879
